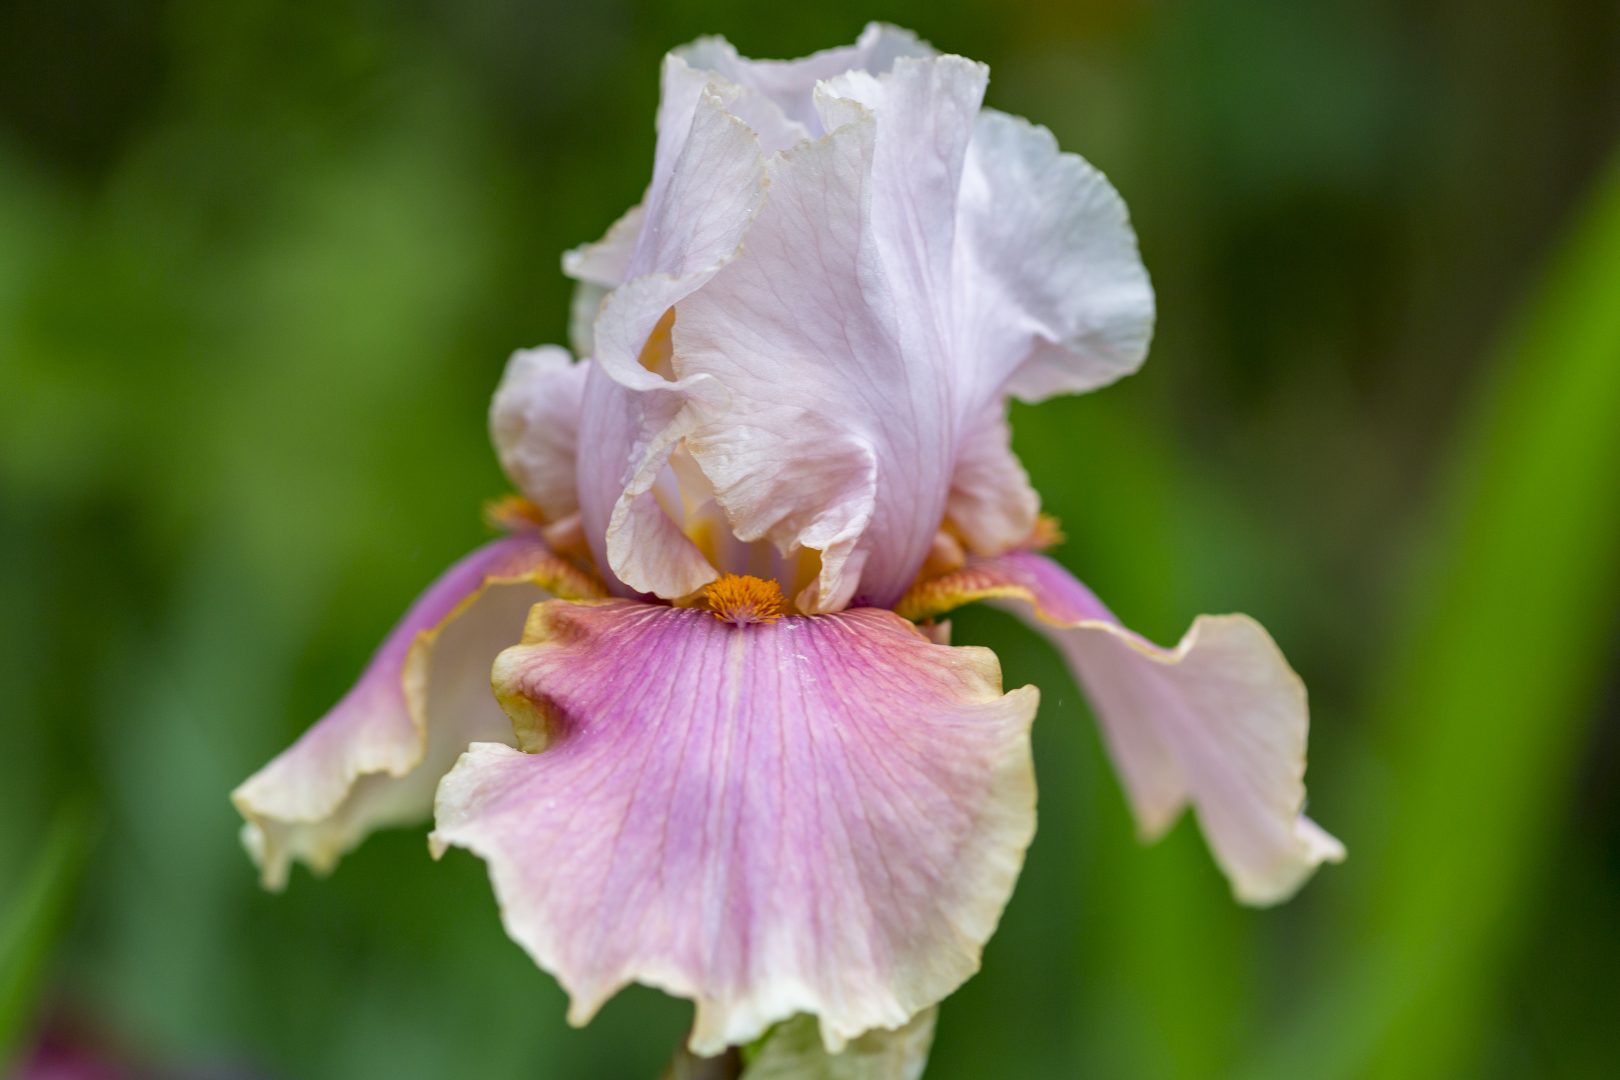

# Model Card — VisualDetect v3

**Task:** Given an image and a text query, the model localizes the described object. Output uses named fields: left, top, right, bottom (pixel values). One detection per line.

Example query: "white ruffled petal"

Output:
left=675, top=23, right=934, bottom=150
left=489, top=346, right=590, bottom=521
left=955, top=110, right=1155, bottom=403
left=674, top=57, right=990, bottom=610
left=945, top=401, right=1040, bottom=556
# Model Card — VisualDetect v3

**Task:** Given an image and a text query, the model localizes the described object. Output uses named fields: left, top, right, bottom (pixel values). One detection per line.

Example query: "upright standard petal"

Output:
left=572, top=79, right=768, bottom=600
left=431, top=601, right=1037, bottom=1054
left=233, top=535, right=603, bottom=889
left=943, top=401, right=1040, bottom=556
left=563, top=203, right=646, bottom=357
left=566, top=37, right=1154, bottom=605
left=676, top=23, right=934, bottom=151
left=900, top=550, right=1343, bottom=905
left=953, top=110, right=1155, bottom=403
left=675, top=57, right=990, bottom=611
left=489, top=346, right=590, bottom=522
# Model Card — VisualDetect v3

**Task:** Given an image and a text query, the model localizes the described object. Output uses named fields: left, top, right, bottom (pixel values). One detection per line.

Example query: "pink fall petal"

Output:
left=232, top=535, right=601, bottom=889
left=430, top=601, right=1037, bottom=1054
left=901, top=550, right=1344, bottom=905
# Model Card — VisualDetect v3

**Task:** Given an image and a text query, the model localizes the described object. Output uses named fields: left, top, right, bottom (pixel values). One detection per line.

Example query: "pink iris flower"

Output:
left=233, top=24, right=1342, bottom=1065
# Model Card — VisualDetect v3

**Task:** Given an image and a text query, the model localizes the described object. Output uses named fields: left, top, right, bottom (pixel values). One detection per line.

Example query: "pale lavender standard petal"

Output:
left=232, top=535, right=601, bottom=889
left=900, top=551, right=1343, bottom=905
left=489, top=346, right=590, bottom=522
left=556, top=33, right=1154, bottom=604
left=674, top=57, right=990, bottom=611
left=673, top=49, right=1157, bottom=602
left=562, top=202, right=644, bottom=357
left=571, top=70, right=769, bottom=601
left=431, top=601, right=1036, bottom=1054
left=675, top=23, right=934, bottom=151
left=944, top=401, right=1039, bottom=555
left=954, top=110, right=1155, bottom=405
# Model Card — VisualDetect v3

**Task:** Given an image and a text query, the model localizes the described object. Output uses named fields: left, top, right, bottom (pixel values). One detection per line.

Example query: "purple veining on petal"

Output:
left=431, top=600, right=1036, bottom=1054
left=233, top=534, right=584, bottom=889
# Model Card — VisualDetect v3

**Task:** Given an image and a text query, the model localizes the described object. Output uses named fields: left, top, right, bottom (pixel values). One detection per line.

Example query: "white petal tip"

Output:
left=1230, top=817, right=1347, bottom=907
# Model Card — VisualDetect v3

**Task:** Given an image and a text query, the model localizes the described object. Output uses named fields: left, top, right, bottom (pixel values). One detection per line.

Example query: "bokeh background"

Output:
left=3, top=1, right=1618, bottom=1077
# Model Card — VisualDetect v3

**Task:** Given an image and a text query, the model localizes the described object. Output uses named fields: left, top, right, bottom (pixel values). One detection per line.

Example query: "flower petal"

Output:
left=675, top=23, right=935, bottom=151
left=431, top=601, right=1036, bottom=1054
left=944, top=401, right=1039, bottom=556
left=232, top=535, right=603, bottom=889
left=744, top=1007, right=937, bottom=1079
left=580, top=363, right=720, bottom=600
left=674, top=57, right=990, bottom=610
left=489, top=346, right=590, bottom=521
left=591, top=74, right=766, bottom=394
left=900, top=551, right=1343, bottom=905
left=955, top=110, right=1155, bottom=403
left=564, top=35, right=1154, bottom=602
left=563, top=202, right=646, bottom=290
left=569, top=76, right=767, bottom=598
left=562, top=203, right=645, bottom=357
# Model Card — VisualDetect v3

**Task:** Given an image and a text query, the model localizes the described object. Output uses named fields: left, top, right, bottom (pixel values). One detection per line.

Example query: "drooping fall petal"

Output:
left=900, top=550, right=1343, bottom=904
left=232, top=535, right=602, bottom=889
left=430, top=600, right=1036, bottom=1054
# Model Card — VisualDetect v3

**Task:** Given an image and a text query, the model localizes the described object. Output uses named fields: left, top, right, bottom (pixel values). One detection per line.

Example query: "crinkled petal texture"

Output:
left=571, top=66, right=769, bottom=600
left=232, top=535, right=601, bottom=889
left=559, top=28, right=1153, bottom=609
left=902, top=551, right=1343, bottom=904
left=430, top=600, right=1037, bottom=1054
left=674, top=23, right=935, bottom=153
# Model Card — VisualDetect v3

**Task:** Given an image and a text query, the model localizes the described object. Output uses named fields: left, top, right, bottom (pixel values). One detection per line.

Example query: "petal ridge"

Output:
left=900, top=550, right=1343, bottom=905
left=433, top=600, right=1037, bottom=1053
left=232, top=535, right=601, bottom=889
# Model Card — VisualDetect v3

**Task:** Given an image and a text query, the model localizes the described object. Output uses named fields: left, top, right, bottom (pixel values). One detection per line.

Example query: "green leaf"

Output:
left=0, top=801, right=96, bottom=1071
left=1246, top=153, right=1620, bottom=1079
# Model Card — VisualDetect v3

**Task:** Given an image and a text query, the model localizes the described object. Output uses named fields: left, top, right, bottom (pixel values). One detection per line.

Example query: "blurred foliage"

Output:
left=0, top=803, right=94, bottom=1072
left=1, top=0, right=1617, bottom=1077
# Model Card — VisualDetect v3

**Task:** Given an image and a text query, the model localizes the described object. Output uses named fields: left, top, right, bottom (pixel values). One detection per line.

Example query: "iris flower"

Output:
left=234, top=23, right=1342, bottom=1069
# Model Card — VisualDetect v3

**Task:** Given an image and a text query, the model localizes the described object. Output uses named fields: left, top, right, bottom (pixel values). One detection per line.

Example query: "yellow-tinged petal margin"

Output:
left=233, top=535, right=606, bottom=890
left=901, top=550, right=1343, bottom=905
left=433, top=600, right=1037, bottom=1054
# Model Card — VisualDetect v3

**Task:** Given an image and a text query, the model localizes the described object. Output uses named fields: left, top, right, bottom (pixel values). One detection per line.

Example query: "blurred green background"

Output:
left=3, top=1, right=1618, bottom=1077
